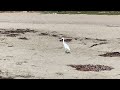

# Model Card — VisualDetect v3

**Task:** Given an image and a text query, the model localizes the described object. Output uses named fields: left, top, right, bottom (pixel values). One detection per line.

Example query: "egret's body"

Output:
left=62, top=38, right=70, bottom=53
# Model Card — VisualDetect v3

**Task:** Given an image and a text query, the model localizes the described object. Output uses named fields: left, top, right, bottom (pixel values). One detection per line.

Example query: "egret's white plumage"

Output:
left=61, top=37, right=70, bottom=53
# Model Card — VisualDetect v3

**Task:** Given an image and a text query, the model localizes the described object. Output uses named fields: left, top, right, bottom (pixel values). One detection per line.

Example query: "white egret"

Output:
left=61, top=37, right=71, bottom=53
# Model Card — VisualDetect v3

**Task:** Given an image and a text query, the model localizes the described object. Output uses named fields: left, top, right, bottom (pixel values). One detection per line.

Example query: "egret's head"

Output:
left=59, top=37, right=64, bottom=42
left=61, top=37, right=64, bottom=40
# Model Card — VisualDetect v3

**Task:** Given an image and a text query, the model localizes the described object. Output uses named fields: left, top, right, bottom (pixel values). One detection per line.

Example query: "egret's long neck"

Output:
left=63, top=38, right=65, bottom=44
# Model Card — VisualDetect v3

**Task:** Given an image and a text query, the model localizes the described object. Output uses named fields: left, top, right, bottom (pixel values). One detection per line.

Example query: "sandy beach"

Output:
left=0, top=12, right=120, bottom=79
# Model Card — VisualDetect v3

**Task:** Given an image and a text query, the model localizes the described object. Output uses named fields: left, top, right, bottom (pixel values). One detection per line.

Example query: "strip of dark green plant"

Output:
left=41, top=11, right=120, bottom=15
left=1, top=11, right=120, bottom=15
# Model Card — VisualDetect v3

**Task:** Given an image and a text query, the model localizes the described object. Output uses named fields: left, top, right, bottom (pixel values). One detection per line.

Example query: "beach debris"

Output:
left=99, top=52, right=120, bottom=57
left=68, top=64, right=114, bottom=72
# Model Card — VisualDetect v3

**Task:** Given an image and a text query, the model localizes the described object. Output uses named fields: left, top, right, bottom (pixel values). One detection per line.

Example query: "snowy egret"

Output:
left=61, top=37, right=71, bottom=53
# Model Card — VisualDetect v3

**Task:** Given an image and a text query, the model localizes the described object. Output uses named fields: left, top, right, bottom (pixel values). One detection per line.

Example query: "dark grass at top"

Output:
left=39, top=11, right=120, bottom=15
left=1, top=11, right=120, bottom=15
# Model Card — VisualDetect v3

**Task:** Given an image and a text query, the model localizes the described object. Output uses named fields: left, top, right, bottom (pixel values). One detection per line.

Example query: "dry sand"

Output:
left=0, top=12, right=120, bottom=79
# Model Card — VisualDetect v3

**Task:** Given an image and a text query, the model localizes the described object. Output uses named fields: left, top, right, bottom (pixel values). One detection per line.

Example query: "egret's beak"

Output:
left=59, top=38, right=63, bottom=42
